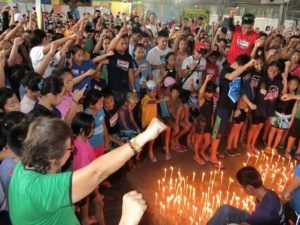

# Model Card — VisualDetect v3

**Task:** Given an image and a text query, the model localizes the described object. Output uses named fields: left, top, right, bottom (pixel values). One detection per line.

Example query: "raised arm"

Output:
left=71, top=118, right=167, bottom=203
left=42, top=34, right=77, bottom=55
left=228, top=9, right=237, bottom=32
left=0, top=50, right=5, bottom=88
left=225, top=59, right=255, bottom=80
left=4, top=22, right=24, bottom=41
left=199, top=74, right=213, bottom=101
left=106, top=26, right=128, bottom=53
left=281, top=61, right=290, bottom=95
left=36, top=42, right=58, bottom=76
left=7, top=37, right=24, bottom=66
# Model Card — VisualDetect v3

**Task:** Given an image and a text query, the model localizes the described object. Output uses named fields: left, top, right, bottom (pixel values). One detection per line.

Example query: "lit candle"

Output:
left=179, top=210, right=183, bottom=221
left=155, top=192, right=158, bottom=206
left=170, top=166, right=174, bottom=178
left=246, top=152, right=250, bottom=164
left=209, top=171, right=213, bottom=183
left=164, top=168, right=167, bottom=180
left=158, top=180, right=161, bottom=191
left=225, top=191, right=229, bottom=203
left=255, top=154, right=259, bottom=165
left=202, top=172, right=206, bottom=182
left=221, top=171, right=224, bottom=184
left=192, top=171, right=196, bottom=182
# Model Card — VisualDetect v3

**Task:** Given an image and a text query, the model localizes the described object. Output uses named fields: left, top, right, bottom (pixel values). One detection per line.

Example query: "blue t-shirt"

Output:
left=291, top=165, right=300, bottom=214
left=133, top=59, right=151, bottom=92
left=85, top=108, right=105, bottom=148
left=246, top=189, right=286, bottom=225
left=71, top=60, right=96, bottom=90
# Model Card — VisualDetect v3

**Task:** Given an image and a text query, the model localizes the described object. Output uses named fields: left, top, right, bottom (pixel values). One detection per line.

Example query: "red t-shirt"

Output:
left=203, top=63, right=219, bottom=83
left=227, top=26, right=258, bottom=64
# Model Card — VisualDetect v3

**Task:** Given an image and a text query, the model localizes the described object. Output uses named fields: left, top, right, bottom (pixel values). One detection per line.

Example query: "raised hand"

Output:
left=119, top=191, right=147, bottom=225
left=14, top=37, right=24, bottom=46
left=85, top=69, right=96, bottom=77
left=144, top=118, right=167, bottom=141
left=106, top=50, right=114, bottom=57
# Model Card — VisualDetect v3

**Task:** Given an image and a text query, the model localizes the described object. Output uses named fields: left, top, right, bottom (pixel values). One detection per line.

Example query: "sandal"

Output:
left=194, top=156, right=206, bottom=165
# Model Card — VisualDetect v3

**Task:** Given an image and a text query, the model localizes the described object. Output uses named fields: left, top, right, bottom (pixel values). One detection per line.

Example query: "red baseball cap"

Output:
left=194, top=42, right=205, bottom=52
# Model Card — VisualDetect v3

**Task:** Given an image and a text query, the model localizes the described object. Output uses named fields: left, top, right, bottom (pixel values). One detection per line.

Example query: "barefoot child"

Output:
left=193, top=74, right=216, bottom=165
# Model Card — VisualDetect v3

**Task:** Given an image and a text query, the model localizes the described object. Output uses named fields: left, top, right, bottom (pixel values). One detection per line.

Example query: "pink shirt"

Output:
left=56, top=93, right=73, bottom=119
left=72, top=137, right=96, bottom=170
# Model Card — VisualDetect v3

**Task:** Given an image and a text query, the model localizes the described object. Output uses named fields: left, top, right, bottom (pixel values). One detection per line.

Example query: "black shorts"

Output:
left=252, top=114, right=267, bottom=125
left=212, top=108, right=232, bottom=139
left=232, top=109, right=247, bottom=124
left=289, top=118, right=300, bottom=139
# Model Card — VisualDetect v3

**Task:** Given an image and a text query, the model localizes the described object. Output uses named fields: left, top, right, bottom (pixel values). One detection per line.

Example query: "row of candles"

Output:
left=153, top=152, right=296, bottom=225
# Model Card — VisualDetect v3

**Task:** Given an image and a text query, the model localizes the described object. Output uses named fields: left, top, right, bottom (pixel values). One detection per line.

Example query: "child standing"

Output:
left=53, top=68, right=85, bottom=123
left=140, top=80, right=170, bottom=162
left=20, top=72, right=41, bottom=113
left=210, top=55, right=254, bottom=169
left=83, top=89, right=108, bottom=157
left=247, top=61, right=287, bottom=155
left=71, top=112, right=105, bottom=225
left=69, top=45, right=113, bottom=90
left=193, top=75, right=216, bottom=165
left=133, top=44, right=152, bottom=96
left=266, top=74, right=299, bottom=155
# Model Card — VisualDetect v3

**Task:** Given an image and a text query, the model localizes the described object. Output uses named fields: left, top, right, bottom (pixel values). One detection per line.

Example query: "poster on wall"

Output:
left=111, top=2, right=131, bottom=16
left=183, top=8, right=210, bottom=21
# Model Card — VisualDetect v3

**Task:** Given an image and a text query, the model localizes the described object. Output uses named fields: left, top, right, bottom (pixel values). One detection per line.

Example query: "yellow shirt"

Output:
left=141, top=95, right=157, bottom=129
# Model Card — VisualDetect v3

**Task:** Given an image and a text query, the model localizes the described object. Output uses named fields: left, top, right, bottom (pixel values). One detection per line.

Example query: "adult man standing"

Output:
left=106, top=27, right=135, bottom=106
left=227, top=10, right=258, bottom=64
left=146, top=30, right=172, bottom=81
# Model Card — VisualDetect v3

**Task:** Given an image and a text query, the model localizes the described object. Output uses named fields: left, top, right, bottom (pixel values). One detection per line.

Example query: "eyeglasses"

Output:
left=67, top=147, right=74, bottom=152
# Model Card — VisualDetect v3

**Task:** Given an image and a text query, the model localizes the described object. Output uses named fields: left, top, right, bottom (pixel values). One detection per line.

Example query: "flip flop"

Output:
left=209, top=161, right=225, bottom=170
left=171, top=146, right=188, bottom=153
left=194, top=156, right=206, bottom=165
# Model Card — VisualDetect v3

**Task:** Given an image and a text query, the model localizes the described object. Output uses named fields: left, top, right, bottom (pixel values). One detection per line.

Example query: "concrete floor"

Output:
left=102, top=142, right=259, bottom=225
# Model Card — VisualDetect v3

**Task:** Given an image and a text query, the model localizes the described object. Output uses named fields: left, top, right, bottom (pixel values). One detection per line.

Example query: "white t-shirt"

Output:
left=30, top=46, right=61, bottom=78
left=181, top=56, right=206, bottom=91
left=20, top=94, right=36, bottom=114
left=146, top=46, right=172, bottom=81
left=146, top=24, right=160, bottom=38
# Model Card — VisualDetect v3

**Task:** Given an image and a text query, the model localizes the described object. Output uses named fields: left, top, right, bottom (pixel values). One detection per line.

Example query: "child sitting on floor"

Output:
left=118, top=92, right=141, bottom=133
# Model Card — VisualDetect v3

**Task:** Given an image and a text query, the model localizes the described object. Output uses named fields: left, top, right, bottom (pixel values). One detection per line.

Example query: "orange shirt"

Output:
left=141, top=94, right=157, bottom=129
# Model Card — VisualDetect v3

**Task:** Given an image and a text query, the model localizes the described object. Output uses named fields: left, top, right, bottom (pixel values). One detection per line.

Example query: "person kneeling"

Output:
left=207, top=166, right=286, bottom=225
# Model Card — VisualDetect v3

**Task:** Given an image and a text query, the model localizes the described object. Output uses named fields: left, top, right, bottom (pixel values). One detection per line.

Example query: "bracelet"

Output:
left=128, top=138, right=141, bottom=155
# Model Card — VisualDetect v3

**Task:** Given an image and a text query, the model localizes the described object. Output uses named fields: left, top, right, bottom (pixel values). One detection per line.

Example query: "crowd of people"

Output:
left=0, top=3, right=300, bottom=225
